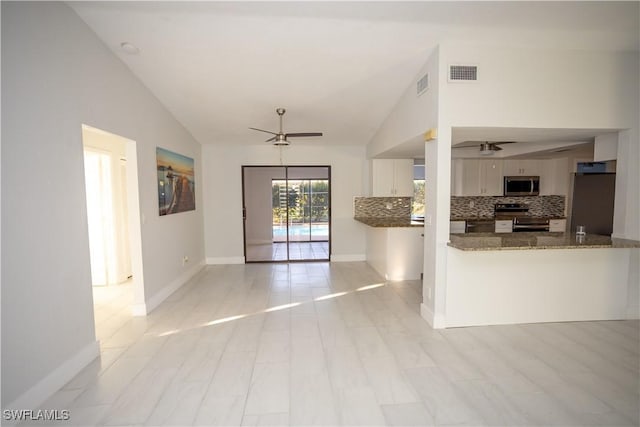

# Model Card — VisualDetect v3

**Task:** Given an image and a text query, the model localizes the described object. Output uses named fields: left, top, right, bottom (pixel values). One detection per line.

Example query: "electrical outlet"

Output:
left=182, top=255, right=189, bottom=266
left=427, top=287, right=432, bottom=299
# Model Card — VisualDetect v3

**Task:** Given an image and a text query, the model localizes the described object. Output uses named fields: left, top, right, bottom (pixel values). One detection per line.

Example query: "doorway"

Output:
left=82, top=125, right=146, bottom=343
left=243, top=166, right=331, bottom=262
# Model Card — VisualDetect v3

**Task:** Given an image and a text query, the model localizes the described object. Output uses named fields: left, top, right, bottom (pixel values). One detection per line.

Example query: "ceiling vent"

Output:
left=417, top=73, right=429, bottom=96
left=449, top=65, right=478, bottom=82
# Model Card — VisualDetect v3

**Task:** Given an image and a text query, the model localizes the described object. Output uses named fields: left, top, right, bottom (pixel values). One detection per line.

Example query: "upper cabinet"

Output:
left=451, top=159, right=503, bottom=196
left=539, top=158, right=569, bottom=196
left=452, top=158, right=570, bottom=197
left=503, top=159, right=541, bottom=176
left=371, top=159, right=414, bottom=197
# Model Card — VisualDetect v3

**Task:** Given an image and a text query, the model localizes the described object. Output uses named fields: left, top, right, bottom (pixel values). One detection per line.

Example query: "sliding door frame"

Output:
left=241, top=165, right=331, bottom=263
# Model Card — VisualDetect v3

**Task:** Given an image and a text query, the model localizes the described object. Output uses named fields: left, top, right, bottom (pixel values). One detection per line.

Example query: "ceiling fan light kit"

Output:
left=249, top=108, right=323, bottom=146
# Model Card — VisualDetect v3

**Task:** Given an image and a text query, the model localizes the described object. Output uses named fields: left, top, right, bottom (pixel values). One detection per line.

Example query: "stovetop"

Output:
left=494, top=202, right=529, bottom=218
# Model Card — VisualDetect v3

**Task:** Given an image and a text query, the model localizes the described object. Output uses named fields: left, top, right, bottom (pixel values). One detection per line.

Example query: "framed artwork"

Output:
left=156, top=147, right=195, bottom=216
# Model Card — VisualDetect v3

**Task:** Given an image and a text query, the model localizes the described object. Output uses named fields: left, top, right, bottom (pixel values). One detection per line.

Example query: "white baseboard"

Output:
left=330, top=254, right=366, bottom=262
left=420, top=303, right=446, bottom=329
left=133, top=261, right=206, bottom=316
left=246, top=239, right=272, bottom=245
left=5, top=341, right=99, bottom=412
left=206, top=256, right=245, bottom=265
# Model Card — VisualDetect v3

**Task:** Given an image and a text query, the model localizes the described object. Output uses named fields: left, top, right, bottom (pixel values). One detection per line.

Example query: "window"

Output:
left=412, top=162, right=425, bottom=216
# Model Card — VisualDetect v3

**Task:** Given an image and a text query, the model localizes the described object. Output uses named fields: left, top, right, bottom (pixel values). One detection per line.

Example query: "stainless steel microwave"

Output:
left=504, top=176, right=540, bottom=196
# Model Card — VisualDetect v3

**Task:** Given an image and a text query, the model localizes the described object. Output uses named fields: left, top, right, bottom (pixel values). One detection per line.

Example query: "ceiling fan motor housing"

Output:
left=274, top=134, right=289, bottom=145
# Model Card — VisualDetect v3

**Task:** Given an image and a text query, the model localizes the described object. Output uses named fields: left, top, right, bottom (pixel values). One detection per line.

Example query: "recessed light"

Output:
left=120, top=42, right=139, bottom=55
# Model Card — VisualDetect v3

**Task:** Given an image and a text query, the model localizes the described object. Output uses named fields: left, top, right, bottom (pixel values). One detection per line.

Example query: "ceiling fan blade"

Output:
left=285, top=132, right=323, bottom=138
left=249, top=127, right=278, bottom=136
left=265, top=136, right=276, bottom=142
left=452, top=145, right=479, bottom=149
left=494, top=145, right=503, bottom=151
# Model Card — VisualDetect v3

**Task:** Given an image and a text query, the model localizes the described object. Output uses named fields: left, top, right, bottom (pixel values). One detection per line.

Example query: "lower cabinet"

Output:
left=366, top=227, right=423, bottom=281
left=549, top=219, right=567, bottom=232
left=494, top=220, right=513, bottom=233
left=450, top=221, right=466, bottom=234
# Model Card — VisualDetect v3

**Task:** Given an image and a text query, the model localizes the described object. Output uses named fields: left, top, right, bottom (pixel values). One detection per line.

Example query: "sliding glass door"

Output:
left=243, top=166, right=330, bottom=262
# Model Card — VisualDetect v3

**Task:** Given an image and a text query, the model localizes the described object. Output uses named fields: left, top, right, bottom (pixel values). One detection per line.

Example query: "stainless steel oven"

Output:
left=494, top=202, right=550, bottom=232
left=504, top=176, right=540, bottom=196
left=512, top=217, right=549, bottom=232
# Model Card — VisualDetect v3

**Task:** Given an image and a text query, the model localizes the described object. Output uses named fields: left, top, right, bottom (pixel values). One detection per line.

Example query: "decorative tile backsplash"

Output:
left=451, top=195, right=565, bottom=218
left=354, top=197, right=412, bottom=218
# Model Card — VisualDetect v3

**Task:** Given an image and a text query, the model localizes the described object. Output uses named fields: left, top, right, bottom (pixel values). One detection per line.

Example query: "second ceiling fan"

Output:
left=453, top=140, right=516, bottom=155
left=249, top=108, right=323, bottom=146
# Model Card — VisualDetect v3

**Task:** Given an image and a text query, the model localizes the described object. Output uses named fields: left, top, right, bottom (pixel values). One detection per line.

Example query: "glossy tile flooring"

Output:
left=32, top=262, right=639, bottom=426
left=245, top=242, right=329, bottom=261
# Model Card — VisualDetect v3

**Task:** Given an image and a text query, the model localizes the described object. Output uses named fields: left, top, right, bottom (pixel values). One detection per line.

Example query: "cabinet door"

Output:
left=393, top=159, right=415, bottom=197
left=371, top=159, right=395, bottom=196
left=549, top=219, right=566, bottom=232
left=460, top=159, right=481, bottom=196
left=520, top=160, right=541, bottom=176
left=504, top=159, right=541, bottom=176
left=539, top=158, right=569, bottom=196
left=480, top=160, right=503, bottom=195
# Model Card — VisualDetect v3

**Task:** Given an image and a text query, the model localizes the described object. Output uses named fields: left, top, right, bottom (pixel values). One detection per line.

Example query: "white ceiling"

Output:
left=69, top=1, right=639, bottom=148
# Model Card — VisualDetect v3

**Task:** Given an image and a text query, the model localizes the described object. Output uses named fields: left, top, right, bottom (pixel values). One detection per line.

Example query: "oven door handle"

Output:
left=513, top=224, right=549, bottom=230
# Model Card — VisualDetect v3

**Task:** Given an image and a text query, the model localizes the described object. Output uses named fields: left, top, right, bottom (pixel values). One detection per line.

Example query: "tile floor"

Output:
left=245, top=242, right=329, bottom=262
left=29, top=262, right=640, bottom=426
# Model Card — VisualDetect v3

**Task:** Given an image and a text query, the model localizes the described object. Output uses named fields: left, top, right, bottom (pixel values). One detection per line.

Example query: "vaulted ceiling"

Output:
left=69, top=1, right=639, bottom=147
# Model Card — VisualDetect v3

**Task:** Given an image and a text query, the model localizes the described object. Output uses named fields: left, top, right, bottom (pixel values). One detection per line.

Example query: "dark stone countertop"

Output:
left=354, top=217, right=424, bottom=228
left=448, top=232, right=640, bottom=251
left=451, top=216, right=567, bottom=221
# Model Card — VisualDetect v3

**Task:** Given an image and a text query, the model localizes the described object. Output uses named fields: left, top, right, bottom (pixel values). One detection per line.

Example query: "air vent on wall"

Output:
left=417, top=73, right=429, bottom=96
left=449, top=64, right=478, bottom=82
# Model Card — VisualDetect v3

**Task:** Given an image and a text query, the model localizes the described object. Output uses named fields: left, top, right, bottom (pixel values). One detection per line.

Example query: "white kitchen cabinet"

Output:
left=450, top=220, right=466, bottom=233
left=504, top=159, right=541, bottom=176
left=371, top=159, right=414, bottom=197
left=549, top=219, right=567, bottom=232
left=480, top=160, right=503, bottom=195
left=495, top=220, right=513, bottom=233
left=451, top=159, right=503, bottom=196
left=366, top=226, right=423, bottom=280
left=539, top=158, right=570, bottom=196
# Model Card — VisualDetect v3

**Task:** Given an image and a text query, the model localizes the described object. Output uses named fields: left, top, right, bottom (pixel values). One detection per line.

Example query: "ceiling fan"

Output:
left=249, top=108, right=323, bottom=146
left=453, top=141, right=516, bottom=156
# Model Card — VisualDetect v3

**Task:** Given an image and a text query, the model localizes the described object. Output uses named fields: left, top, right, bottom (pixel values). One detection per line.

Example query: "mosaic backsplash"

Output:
left=354, top=197, right=412, bottom=218
left=451, top=195, right=566, bottom=218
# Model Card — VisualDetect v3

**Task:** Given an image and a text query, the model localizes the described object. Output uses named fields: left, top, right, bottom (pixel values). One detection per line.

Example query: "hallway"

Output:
left=35, top=262, right=639, bottom=426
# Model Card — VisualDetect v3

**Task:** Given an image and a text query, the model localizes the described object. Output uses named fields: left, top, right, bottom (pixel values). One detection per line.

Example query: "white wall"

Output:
left=1, top=2, right=204, bottom=407
left=594, top=133, right=619, bottom=162
left=203, top=144, right=367, bottom=263
left=367, top=47, right=439, bottom=159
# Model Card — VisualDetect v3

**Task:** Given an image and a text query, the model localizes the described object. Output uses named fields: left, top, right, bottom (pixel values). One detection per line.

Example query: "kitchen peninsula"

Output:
left=354, top=197, right=423, bottom=281
left=445, top=230, right=640, bottom=328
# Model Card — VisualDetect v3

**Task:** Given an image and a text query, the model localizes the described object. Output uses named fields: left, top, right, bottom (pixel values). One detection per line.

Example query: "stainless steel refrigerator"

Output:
left=569, top=173, right=616, bottom=235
